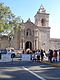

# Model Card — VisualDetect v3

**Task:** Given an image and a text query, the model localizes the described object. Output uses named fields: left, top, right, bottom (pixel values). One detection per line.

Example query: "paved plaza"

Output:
left=0, top=59, right=60, bottom=80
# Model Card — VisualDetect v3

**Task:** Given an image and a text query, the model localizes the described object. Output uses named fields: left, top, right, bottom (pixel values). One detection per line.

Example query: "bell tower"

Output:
left=35, top=4, right=49, bottom=27
left=34, top=5, right=50, bottom=51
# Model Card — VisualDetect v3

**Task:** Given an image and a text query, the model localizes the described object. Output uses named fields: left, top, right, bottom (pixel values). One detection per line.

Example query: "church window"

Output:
left=26, top=29, right=31, bottom=36
left=26, top=31, right=28, bottom=36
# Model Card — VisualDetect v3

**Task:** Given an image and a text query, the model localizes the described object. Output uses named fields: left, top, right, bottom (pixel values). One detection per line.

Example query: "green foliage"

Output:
left=0, top=2, right=23, bottom=39
left=0, top=3, right=15, bottom=32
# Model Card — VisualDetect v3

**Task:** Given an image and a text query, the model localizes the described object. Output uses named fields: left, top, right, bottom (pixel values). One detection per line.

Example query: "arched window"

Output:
left=26, top=29, right=31, bottom=36
left=26, top=31, right=28, bottom=36
left=41, top=19, right=46, bottom=26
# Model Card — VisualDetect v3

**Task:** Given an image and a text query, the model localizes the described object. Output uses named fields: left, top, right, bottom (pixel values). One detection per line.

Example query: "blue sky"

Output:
left=0, top=0, right=60, bottom=38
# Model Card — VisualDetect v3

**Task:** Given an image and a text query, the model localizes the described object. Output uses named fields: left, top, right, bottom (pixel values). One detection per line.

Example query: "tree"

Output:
left=0, top=3, right=23, bottom=48
left=0, top=3, right=15, bottom=32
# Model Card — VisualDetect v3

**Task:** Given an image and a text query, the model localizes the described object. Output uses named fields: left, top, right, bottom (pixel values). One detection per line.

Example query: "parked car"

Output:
left=6, top=48, right=16, bottom=58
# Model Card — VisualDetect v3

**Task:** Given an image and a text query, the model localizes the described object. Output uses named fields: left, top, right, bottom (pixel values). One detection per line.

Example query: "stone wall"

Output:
left=0, top=36, right=9, bottom=49
left=50, top=38, right=60, bottom=50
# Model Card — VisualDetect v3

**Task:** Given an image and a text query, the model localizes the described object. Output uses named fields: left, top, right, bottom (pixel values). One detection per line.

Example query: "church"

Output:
left=0, top=5, right=60, bottom=52
left=13, top=5, right=60, bottom=51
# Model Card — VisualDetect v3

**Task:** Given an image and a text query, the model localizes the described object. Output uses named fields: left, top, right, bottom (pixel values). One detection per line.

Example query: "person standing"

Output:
left=40, top=49, right=44, bottom=61
left=53, top=50, right=57, bottom=62
left=48, top=49, right=53, bottom=63
left=36, top=50, right=40, bottom=61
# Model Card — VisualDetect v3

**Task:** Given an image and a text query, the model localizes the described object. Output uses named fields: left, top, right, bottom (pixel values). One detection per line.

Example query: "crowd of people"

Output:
left=48, top=49, right=60, bottom=63
left=22, top=49, right=60, bottom=63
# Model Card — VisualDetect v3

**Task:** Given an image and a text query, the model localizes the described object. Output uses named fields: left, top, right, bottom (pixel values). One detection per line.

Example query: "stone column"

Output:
left=23, top=42, right=25, bottom=50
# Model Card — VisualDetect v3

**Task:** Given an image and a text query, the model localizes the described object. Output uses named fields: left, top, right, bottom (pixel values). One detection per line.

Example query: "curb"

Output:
left=41, top=61, right=60, bottom=67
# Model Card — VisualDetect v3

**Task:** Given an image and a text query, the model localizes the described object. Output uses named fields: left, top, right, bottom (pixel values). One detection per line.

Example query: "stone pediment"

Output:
left=24, top=19, right=37, bottom=29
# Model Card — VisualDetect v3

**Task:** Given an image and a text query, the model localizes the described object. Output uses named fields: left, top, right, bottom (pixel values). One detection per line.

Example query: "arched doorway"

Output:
left=25, top=41, right=32, bottom=50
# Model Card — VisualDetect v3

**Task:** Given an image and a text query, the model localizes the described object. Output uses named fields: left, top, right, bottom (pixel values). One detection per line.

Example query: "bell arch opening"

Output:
left=41, top=19, right=46, bottom=26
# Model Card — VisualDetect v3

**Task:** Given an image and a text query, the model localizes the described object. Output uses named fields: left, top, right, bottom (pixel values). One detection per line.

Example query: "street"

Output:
left=0, top=60, right=60, bottom=80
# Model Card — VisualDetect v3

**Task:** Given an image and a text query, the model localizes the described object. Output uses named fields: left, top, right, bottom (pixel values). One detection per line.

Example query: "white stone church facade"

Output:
left=13, top=5, right=60, bottom=51
left=0, top=5, right=60, bottom=51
